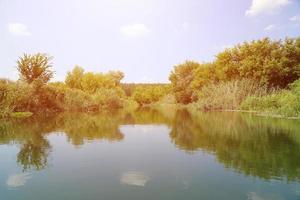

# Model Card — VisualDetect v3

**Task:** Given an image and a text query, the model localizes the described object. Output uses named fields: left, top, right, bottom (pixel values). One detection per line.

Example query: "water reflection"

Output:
left=6, top=173, right=31, bottom=188
left=0, top=108, right=300, bottom=182
left=170, top=110, right=300, bottom=181
left=120, top=171, right=149, bottom=187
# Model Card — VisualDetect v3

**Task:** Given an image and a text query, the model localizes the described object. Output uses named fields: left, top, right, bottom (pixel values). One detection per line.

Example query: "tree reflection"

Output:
left=0, top=117, right=54, bottom=171
left=17, top=135, right=51, bottom=171
left=61, top=113, right=124, bottom=146
left=0, top=109, right=171, bottom=171
left=169, top=110, right=300, bottom=181
left=1, top=108, right=300, bottom=181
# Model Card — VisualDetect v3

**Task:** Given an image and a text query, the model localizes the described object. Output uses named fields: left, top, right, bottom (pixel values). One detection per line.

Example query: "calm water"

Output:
left=0, top=108, right=300, bottom=200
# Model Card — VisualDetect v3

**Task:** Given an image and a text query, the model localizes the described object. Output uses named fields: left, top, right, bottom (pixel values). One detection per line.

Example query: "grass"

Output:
left=187, top=79, right=300, bottom=118
left=9, top=112, right=33, bottom=118
left=191, top=79, right=269, bottom=111
left=240, top=90, right=300, bottom=118
left=240, top=80, right=300, bottom=118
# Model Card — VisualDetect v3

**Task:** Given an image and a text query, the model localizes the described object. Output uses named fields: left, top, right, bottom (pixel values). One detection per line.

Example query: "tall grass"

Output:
left=241, top=80, right=300, bottom=117
left=192, top=79, right=269, bottom=111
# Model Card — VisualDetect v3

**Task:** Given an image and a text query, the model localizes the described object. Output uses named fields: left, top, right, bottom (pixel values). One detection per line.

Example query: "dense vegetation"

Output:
left=169, top=37, right=300, bottom=117
left=1, top=36, right=300, bottom=118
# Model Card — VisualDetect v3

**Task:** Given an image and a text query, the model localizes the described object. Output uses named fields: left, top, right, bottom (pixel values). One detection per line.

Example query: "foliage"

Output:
left=169, top=37, right=300, bottom=112
left=215, top=37, right=300, bottom=88
left=17, top=53, right=54, bottom=84
left=65, top=66, right=124, bottom=94
left=63, top=88, right=94, bottom=111
left=169, top=61, right=200, bottom=104
left=0, top=81, right=33, bottom=116
left=107, top=71, right=124, bottom=86
left=122, top=83, right=169, bottom=97
left=10, top=112, right=33, bottom=118
left=192, top=79, right=268, bottom=111
left=191, top=62, right=218, bottom=90
left=157, top=94, right=177, bottom=105
left=2, top=37, right=300, bottom=117
left=65, top=66, right=84, bottom=89
left=241, top=79, right=300, bottom=117
left=92, top=87, right=125, bottom=109
left=132, top=85, right=169, bottom=105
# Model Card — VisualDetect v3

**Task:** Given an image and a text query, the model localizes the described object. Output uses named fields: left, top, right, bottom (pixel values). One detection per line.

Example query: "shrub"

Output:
left=132, top=85, right=168, bottom=106
left=0, top=81, right=34, bottom=116
left=64, top=88, right=95, bottom=111
left=92, top=88, right=125, bottom=109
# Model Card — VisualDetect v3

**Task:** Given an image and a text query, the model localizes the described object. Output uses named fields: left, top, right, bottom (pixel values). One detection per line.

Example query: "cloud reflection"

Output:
left=6, top=173, right=31, bottom=188
left=120, top=171, right=149, bottom=187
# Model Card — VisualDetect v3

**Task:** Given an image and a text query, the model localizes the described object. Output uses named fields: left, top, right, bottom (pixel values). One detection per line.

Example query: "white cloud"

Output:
left=8, top=23, right=31, bottom=36
left=246, top=0, right=290, bottom=16
left=7, top=173, right=31, bottom=187
left=120, top=23, right=149, bottom=37
left=264, top=24, right=277, bottom=31
left=290, top=15, right=300, bottom=22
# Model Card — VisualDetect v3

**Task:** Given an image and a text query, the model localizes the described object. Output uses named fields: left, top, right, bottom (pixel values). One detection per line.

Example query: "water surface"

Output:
left=0, top=109, right=300, bottom=200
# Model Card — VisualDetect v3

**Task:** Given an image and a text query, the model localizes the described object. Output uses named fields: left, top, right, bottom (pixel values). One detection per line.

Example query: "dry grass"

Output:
left=192, top=79, right=269, bottom=110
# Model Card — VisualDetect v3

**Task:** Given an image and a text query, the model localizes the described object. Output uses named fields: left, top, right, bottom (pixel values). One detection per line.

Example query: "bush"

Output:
left=93, top=88, right=125, bottom=109
left=0, top=81, right=34, bottom=116
left=64, top=88, right=95, bottom=112
left=132, top=85, right=168, bottom=106
left=123, top=99, right=139, bottom=111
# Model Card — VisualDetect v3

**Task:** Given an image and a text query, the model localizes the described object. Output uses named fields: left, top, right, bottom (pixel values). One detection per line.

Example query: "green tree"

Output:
left=132, top=85, right=169, bottom=105
left=17, top=53, right=54, bottom=84
left=191, top=62, right=218, bottom=91
left=169, top=61, right=199, bottom=104
left=215, top=37, right=300, bottom=88
left=65, top=66, right=84, bottom=89
left=108, top=71, right=124, bottom=86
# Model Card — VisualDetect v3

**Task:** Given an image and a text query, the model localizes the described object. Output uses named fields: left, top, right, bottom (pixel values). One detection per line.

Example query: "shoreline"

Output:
left=2, top=104, right=300, bottom=121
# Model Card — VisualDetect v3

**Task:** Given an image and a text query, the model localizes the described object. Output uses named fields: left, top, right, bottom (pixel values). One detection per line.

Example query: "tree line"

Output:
left=1, top=36, right=300, bottom=117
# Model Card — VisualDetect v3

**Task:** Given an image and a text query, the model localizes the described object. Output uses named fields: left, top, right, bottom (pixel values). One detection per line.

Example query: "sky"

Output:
left=0, top=0, right=300, bottom=83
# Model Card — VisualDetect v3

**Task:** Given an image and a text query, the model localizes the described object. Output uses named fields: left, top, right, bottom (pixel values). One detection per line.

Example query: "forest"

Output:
left=1, top=36, right=300, bottom=118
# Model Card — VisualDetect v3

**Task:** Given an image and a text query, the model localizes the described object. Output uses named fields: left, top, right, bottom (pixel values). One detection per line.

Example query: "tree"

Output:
left=169, top=61, right=200, bottom=104
left=65, top=66, right=84, bottom=89
left=131, top=85, right=168, bottom=106
left=108, top=71, right=124, bottom=86
left=17, top=53, right=54, bottom=84
left=215, top=37, right=300, bottom=88
left=191, top=62, right=218, bottom=91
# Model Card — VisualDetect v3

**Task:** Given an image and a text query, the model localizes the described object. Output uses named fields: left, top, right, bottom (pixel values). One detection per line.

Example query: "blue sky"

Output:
left=1, top=0, right=300, bottom=83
